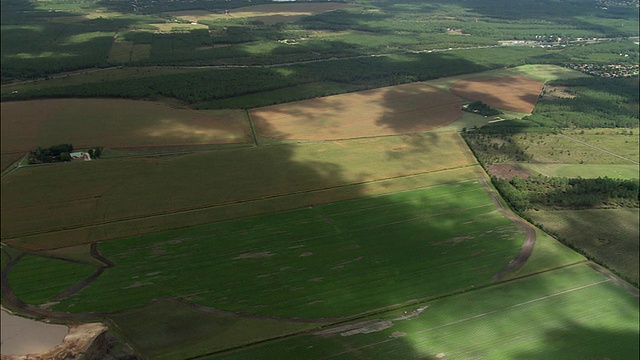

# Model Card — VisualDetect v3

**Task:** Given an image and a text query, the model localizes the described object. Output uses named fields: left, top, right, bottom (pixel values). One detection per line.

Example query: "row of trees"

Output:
left=492, top=175, right=639, bottom=212
left=27, top=144, right=103, bottom=164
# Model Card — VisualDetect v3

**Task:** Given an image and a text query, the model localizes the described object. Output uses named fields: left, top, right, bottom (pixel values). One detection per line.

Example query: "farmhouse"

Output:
left=70, top=152, right=91, bottom=161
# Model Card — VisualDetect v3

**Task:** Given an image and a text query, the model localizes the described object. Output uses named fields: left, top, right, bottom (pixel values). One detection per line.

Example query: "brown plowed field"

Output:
left=251, top=83, right=465, bottom=141
left=1, top=99, right=251, bottom=169
left=450, top=76, right=544, bottom=113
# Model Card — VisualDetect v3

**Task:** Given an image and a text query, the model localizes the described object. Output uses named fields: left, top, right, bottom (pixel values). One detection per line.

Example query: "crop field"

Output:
left=5, top=180, right=538, bottom=356
left=251, top=82, right=465, bottom=141
left=450, top=76, right=544, bottom=114
left=212, top=263, right=638, bottom=360
left=527, top=208, right=640, bottom=285
left=0, top=99, right=251, bottom=169
left=1, top=133, right=478, bottom=250
left=8, top=181, right=522, bottom=315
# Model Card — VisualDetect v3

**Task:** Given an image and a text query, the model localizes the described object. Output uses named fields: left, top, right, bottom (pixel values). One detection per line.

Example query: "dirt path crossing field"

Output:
left=478, top=179, right=536, bottom=280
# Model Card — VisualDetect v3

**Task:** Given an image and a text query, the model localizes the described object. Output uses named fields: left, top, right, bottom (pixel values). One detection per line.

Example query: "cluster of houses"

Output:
left=566, top=63, right=639, bottom=78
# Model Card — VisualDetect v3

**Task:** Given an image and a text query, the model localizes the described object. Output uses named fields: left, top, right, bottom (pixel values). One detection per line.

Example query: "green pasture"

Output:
left=212, top=264, right=638, bottom=360
left=523, top=163, right=639, bottom=179
left=7, top=255, right=97, bottom=306
left=527, top=208, right=640, bottom=285
left=8, top=181, right=524, bottom=318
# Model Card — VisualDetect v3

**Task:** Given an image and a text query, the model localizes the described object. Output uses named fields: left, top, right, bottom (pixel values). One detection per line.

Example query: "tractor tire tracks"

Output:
left=478, top=179, right=536, bottom=280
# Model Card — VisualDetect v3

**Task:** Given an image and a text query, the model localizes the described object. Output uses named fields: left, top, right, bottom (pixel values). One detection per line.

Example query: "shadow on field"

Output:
left=515, top=321, right=640, bottom=360
left=0, top=1, right=138, bottom=80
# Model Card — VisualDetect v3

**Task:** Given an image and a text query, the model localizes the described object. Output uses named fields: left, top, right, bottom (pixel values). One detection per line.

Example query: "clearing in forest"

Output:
left=168, top=2, right=352, bottom=25
left=251, top=82, right=465, bottom=141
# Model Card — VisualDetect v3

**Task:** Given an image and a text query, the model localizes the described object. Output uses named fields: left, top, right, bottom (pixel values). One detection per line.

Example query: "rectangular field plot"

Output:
left=13, top=182, right=524, bottom=320
left=2, top=133, right=478, bottom=249
left=213, top=264, right=639, bottom=360
left=0, top=99, right=252, bottom=156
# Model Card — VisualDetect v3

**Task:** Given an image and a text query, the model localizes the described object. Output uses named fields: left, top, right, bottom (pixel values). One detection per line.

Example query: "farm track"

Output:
left=3, top=165, right=480, bottom=242
left=478, top=179, right=537, bottom=280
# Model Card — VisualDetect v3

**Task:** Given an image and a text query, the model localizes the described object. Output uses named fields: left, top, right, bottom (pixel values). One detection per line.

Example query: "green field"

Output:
left=1, top=133, right=478, bottom=249
left=9, top=181, right=523, bottom=316
left=527, top=208, right=640, bottom=285
left=210, top=264, right=638, bottom=360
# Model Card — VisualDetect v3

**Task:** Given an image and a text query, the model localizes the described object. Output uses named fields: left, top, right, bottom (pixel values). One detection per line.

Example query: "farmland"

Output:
left=0, top=99, right=252, bottom=170
left=2, top=0, right=639, bottom=359
left=1, top=133, right=479, bottom=250
left=450, top=76, right=544, bottom=114
left=251, top=82, right=465, bottom=141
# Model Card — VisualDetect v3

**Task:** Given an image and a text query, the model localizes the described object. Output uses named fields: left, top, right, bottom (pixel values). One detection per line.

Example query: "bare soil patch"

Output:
left=542, top=85, right=576, bottom=99
left=487, top=163, right=532, bottom=180
left=251, top=82, right=465, bottom=141
left=450, top=76, right=544, bottom=113
left=169, top=2, right=352, bottom=25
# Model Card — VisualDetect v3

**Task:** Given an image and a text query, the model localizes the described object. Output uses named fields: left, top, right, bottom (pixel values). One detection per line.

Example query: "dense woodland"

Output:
left=493, top=175, right=639, bottom=212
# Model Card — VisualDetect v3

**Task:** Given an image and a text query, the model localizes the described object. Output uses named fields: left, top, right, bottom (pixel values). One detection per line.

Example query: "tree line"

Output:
left=27, top=144, right=103, bottom=164
left=492, top=175, right=639, bottom=212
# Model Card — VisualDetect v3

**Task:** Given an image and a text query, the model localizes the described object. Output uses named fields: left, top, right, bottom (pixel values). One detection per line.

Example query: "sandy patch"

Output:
left=299, top=252, right=314, bottom=257
left=488, top=163, right=532, bottom=180
left=542, top=85, right=576, bottom=99
left=1, top=309, right=68, bottom=356
left=450, top=76, right=544, bottom=113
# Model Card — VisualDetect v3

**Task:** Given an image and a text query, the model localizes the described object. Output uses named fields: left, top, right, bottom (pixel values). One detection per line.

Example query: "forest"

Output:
left=492, top=175, right=639, bottom=212
left=1, top=0, right=638, bottom=82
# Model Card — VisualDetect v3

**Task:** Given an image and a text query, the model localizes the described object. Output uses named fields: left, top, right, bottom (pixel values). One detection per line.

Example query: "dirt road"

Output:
left=478, top=179, right=536, bottom=280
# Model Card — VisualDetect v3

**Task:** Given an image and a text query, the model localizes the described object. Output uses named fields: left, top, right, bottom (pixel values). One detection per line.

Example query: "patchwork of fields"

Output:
left=1, top=64, right=638, bottom=359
